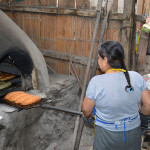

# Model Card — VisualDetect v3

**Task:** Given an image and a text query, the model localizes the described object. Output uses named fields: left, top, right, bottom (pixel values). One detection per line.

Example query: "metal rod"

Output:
left=40, top=105, right=83, bottom=116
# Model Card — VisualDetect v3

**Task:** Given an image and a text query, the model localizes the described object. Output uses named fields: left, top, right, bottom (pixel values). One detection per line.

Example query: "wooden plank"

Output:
left=56, top=39, right=75, bottom=54
left=13, top=13, right=41, bottom=46
left=58, top=0, right=75, bottom=8
left=76, top=0, right=90, bottom=9
left=0, top=5, right=120, bottom=18
left=56, top=15, right=75, bottom=39
left=0, top=0, right=9, bottom=5
left=137, top=0, right=144, bottom=15
left=41, top=0, right=56, bottom=6
left=137, top=31, right=149, bottom=66
left=68, top=54, right=82, bottom=89
left=45, top=57, right=69, bottom=74
left=40, top=49, right=94, bottom=66
left=113, top=0, right=118, bottom=12
left=72, top=41, right=90, bottom=57
left=121, top=0, right=135, bottom=70
left=105, top=20, right=121, bottom=41
left=75, top=16, right=93, bottom=41
left=73, top=16, right=94, bottom=57
left=145, top=0, right=150, bottom=16
left=45, top=57, right=93, bottom=85
left=28, top=0, right=40, bottom=6
left=0, top=5, right=128, bottom=20
left=40, top=15, right=57, bottom=50
left=1, top=4, right=142, bottom=21
left=15, top=0, right=28, bottom=6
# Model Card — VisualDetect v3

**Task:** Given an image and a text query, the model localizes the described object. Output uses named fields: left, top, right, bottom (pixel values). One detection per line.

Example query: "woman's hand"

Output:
left=82, top=96, right=95, bottom=118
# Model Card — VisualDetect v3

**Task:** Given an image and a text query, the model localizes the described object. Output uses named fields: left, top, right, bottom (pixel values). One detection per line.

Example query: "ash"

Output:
left=0, top=74, right=93, bottom=150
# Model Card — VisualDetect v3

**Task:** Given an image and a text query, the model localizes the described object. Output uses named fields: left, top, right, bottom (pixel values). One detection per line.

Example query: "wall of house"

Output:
left=0, top=0, right=135, bottom=84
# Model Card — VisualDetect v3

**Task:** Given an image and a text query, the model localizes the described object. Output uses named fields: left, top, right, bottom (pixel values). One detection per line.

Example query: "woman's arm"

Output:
left=82, top=96, right=95, bottom=118
left=141, top=89, right=150, bottom=115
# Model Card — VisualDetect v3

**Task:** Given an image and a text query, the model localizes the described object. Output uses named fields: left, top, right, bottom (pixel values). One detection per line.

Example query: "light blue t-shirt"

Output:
left=86, top=71, right=147, bottom=131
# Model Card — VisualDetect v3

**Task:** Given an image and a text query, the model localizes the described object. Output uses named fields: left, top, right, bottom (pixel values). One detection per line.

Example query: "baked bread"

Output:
left=4, top=91, right=25, bottom=100
left=8, top=93, right=27, bottom=102
left=0, top=74, right=16, bottom=81
left=0, top=81, right=12, bottom=90
left=15, top=94, right=31, bottom=104
left=4, top=91, right=41, bottom=105
left=0, top=72, right=10, bottom=76
left=21, top=96, right=41, bottom=105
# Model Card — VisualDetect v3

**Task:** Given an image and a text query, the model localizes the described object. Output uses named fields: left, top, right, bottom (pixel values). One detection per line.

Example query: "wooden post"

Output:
left=113, top=0, right=118, bottom=12
left=137, top=0, right=144, bottom=15
left=137, top=31, right=149, bottom=66
left=121, top=0, right=136, bottom=70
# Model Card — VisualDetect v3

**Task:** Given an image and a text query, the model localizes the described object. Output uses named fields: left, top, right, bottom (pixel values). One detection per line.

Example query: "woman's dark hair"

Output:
left=98, top=41, right=134, bottom=92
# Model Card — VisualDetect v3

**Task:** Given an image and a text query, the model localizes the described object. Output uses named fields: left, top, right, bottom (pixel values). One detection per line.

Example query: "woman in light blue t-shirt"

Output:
left=82, top=41, right=150, bottom=150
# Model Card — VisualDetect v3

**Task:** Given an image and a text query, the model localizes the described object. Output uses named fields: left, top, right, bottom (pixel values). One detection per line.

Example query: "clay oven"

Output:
left=0, top=10, right=50, bottom=98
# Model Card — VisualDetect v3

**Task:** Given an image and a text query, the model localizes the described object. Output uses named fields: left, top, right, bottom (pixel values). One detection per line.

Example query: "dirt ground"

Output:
left=45, top=74, right=94, bottom=150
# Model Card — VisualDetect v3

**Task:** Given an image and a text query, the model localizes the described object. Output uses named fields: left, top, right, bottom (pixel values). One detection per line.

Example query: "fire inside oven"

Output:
left=0, top=49, right=33, bottom=99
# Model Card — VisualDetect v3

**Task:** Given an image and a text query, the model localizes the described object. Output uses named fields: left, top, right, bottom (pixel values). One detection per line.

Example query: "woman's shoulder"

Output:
left=128, top=71, right=145, bottom=81
left=89, top=74, right=106, bottom=84
left=128, top=71, right=142, bottom=77
left=91, top=74, right=106, bottom=80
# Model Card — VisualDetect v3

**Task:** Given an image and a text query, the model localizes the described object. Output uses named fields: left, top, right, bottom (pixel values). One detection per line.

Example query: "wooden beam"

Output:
left=0, top=4, right=123, bottom=20
left=40, top=49, right=94, bottom=66
left=0, top=5, right=97, bottom=17
left=121, top=0, right=136, bottom=70
left=0, top=5, right=144, bottom=22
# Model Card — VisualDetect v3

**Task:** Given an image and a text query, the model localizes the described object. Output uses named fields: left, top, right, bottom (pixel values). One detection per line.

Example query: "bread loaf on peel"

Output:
left=8, top=93, right=27, bottom=102
left=4, top=91, right=24, bottom=100
left=0, top=74, right=16, bottom=81
left=15, top=94, right=31, bottom=104
left=21, top=96, right=41, bottom=105
left=4, top=91, right=42, bottom=105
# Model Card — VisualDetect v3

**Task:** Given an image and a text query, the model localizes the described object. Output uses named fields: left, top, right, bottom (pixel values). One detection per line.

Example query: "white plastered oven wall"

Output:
left=0, top=10, right=51, bottom=94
